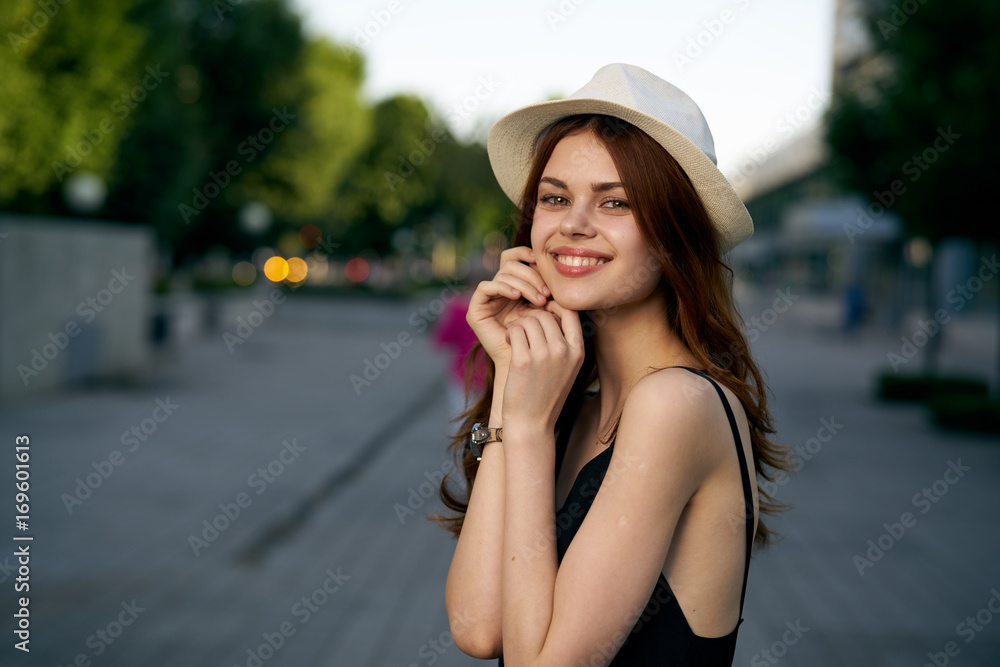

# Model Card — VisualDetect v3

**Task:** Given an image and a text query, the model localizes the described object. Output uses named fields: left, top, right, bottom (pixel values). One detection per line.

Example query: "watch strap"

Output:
left=470, top=423, right=502, bottom=461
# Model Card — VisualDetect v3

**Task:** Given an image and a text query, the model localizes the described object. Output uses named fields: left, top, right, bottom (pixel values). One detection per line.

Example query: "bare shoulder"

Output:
left=614, top=367, right=731, bottom=481
left=624, top=367, right=724, bottom=429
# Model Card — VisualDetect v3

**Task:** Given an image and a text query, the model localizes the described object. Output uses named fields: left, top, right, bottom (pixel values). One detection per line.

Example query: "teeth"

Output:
left=555, top=254, right=608, bottom=267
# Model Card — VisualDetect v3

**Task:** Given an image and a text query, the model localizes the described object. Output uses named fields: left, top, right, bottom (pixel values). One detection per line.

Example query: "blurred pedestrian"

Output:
left=430, top=269, right=489, bottom=421
left=843, top=279, right=867, bottom=334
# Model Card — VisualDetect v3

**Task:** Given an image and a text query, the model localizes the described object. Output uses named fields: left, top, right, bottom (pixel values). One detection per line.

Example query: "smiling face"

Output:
left=530, top=129, right=664, bottom=313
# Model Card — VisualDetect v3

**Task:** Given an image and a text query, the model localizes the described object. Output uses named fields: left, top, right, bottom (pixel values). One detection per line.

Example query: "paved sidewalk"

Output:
left=0, top=289, right=997, bottom=666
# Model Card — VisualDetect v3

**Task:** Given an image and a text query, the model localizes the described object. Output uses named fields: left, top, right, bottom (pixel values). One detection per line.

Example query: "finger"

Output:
left=498, top=245, right=536, bottom=267
left=512, top=314, right=548, bottom=351
left=508, top=301, right=537, bottom=319
left=524, top=309, right=577, bottom=363
left=531, top=308, right=567, bottom=346
left=517, top=304, right=557, bottom=323
left=469, top=279, right=522, bottom=308
left=497, top=258, right=549, bottom=303
left=544, top=299, right=575, bottom=326
left=497, top=262, right=546, bottom=296
left=545, top=301, right=584, bottom=351
left=493, top=273, right=546, bottom=306
left=507, top=323, right=528, bottom=359
left=502, top=300, right=550, bottom=329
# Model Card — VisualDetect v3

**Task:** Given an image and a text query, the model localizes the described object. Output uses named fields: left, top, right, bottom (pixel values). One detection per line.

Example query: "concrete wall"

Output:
left=0, top=216, right=154, bottom=403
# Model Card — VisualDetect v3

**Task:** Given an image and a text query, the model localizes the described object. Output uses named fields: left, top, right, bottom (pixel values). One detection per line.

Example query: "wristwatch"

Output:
left=470, top=422, right=502, bottom=461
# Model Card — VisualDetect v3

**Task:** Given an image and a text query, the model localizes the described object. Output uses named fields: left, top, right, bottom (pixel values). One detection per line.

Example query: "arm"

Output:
left=500, top=421, right=558, bottom=663
left=500, top=314, right=718, bottom=666
left=445, top=245, right=550, bottom=658
left=497, top=305, right=578, bottom=664
left=445, top=362, right=509, bottom=658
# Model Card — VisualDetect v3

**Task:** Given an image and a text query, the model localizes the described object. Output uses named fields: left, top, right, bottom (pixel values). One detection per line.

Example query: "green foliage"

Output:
left=325, top=94, right=512, bottom=257
left=0, top=0, right=511, bottom=269
left=338, top=94, right=446, bottom=237
left=244, top=39, right=371, bottom=221
left=107, top=0, right=311, bottom=259
left=825, top=0, right=1000, bottom=243
left=0, top=0, right=146, bottom=201
left=436, top=136, right=518, bottom=253
left=325, top=95, right=455, bottom=255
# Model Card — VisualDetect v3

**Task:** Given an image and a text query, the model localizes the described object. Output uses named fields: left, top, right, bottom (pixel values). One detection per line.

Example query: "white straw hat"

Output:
left=487, top=63, right=753, bottom=254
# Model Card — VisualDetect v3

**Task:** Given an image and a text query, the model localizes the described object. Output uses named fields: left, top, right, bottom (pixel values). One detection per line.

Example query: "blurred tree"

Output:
left=242, top=38, right=372, bottom=222
left=826, top=0, right=999, bottom=243
left=434, top=136, right=516, bottom=259
left=1, top=0, right=373, bottom=263
left=0, top=0, right=510, bottom=281
left=328, top=94, right=511, bottom=263
left=329, top=95, right=448, bottom=255
left=826, top=0, right=1000, bottom=378
left=0, top=0, right=146, bottom=206
left=106, top=0, right=310, bottom=261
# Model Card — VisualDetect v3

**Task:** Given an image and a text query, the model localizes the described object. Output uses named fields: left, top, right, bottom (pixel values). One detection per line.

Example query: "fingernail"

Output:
left=536, top=293, right=545, bottom=302
left=543, top=286, right=550, bottom=295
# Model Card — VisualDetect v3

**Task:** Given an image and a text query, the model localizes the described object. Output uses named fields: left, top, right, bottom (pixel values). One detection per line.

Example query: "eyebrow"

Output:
left=539, top=176, right=625, bottom=193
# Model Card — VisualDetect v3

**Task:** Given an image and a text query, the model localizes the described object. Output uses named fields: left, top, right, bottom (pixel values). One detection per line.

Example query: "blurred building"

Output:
left=0, top=217, right=154, bottom=403
left=726, top=0, right=907, bottom=330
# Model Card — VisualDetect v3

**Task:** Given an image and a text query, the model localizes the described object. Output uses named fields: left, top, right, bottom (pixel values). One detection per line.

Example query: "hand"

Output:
left=502, top=300, right=584, bottom=435
left=466, top=246, right=550, bottom=367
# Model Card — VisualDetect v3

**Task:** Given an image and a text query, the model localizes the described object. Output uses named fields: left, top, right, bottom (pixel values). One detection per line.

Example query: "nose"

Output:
left=559, top=201, right=596, bottom=238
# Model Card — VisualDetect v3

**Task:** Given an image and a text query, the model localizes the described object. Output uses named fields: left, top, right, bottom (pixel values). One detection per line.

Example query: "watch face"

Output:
left=470, top=423, right=488, bottom=458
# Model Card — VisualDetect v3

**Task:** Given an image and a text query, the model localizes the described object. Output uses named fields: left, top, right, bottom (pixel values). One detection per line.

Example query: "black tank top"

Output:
left=498, top=366, right=755, bottom=666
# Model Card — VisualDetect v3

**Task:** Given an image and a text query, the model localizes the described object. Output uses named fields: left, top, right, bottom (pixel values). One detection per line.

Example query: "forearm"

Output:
left=446, top=364, right=509, bottom=655
left=501, top=424, right=557, bottom=666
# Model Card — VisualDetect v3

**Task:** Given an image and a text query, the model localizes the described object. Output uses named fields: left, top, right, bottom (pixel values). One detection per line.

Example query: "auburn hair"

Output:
left=432, top=114, right=791, bottom=548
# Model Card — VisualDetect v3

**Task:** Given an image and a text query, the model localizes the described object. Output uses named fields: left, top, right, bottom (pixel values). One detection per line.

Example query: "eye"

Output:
left=539, top=194, right=569, bottom=206
left=601, top=198, right=630, bottom=210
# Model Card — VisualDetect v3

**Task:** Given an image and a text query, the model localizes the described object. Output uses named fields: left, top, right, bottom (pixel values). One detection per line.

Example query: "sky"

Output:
left=290, top=0, right=837, bottom=179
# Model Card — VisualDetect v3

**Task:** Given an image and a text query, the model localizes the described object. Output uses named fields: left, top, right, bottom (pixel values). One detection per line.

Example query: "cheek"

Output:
left=529, top=227, right=551, bottom=279
left=638, top=251, right=665, bottom=295
left=529, top=214, right=556, bottom=252
left=618, top=239, right=662, bottom=293
left=530, top=225, right=542, bottom=252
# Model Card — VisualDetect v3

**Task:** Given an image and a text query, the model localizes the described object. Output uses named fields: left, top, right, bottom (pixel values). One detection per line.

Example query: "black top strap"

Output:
left=671, top=366, right=755, bottom=613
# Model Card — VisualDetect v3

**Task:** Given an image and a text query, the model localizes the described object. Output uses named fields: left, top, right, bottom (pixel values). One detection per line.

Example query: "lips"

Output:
left=549, top=246, right=612, bottom=276
left=554, top=254, right=608, bottom=267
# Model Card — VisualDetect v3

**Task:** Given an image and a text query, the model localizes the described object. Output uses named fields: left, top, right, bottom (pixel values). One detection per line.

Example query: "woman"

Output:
left=437, top=63, right=789, bottom=666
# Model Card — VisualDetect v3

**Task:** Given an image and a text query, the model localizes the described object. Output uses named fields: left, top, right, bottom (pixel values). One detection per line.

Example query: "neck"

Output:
left=588, top=289, right=697, bottom=436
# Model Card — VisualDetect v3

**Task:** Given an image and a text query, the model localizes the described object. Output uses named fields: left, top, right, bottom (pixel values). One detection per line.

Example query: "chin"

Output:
left=550, top=288, right=617, bottom=313
left=551, top=279, right=664, bottom=316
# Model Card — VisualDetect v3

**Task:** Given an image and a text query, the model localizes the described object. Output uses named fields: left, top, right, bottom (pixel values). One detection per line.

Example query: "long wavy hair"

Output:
left=432, top=114, right=790, bottom=548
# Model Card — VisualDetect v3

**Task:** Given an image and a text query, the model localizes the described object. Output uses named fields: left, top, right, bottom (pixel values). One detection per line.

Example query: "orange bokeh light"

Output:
left=263, top=256, right=289, bottom=282
left=286, top=257, right=308, bottom=283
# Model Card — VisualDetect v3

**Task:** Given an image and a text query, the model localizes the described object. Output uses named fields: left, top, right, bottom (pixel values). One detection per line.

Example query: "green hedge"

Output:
left=928, top=394, right=1000, bottom=434
left=876, top=370, right=999, bottom=434
left=876, top=372, right=989, bottom=402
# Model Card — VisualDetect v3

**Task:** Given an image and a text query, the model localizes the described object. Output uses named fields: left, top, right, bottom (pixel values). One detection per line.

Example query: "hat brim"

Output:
left=487, top=97, right=753, bottom=254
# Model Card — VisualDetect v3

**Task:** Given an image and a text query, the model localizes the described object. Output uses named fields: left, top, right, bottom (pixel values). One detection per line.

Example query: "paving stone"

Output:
left=0, top=291, right=997, bottom=666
